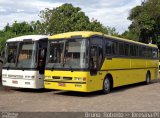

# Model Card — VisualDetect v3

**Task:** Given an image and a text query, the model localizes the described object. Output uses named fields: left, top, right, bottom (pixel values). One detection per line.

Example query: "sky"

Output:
left=0, top=0, right=142, bottom=34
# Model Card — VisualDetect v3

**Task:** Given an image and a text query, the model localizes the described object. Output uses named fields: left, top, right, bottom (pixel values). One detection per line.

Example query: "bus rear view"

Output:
left=2, top=35, right=48, bottom=89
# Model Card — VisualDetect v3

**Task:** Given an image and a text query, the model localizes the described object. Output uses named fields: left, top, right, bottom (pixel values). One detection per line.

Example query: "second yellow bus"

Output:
left=44, top=31, right=159, bottom=94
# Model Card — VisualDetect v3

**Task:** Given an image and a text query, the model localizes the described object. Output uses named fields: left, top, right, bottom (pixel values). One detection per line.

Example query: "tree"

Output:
left=0, top=21, right=38, bottom=50
left=10, top=21, right=35, bottom=35
left=0, top=31, right=16, bottom=49
left=39, top=3, right=117, bottom=35
left=30, top=20, right=44, bottom=34
left=124, top=0, right=160, bottom=44
left=39, top=4, right=89, bottom=34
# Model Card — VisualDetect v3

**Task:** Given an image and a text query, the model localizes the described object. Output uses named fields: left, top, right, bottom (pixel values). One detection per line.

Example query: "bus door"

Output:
left=38, top=39, right=48, bottom=74
left=89, top=37, right=104, bottom=89
left=90, top=46, right=103, bottom=75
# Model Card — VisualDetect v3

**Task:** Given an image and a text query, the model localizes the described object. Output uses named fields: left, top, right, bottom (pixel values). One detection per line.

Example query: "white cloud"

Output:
left=0, top=0, right=14, bottom=4
left=16, top=9, right=25, bottom=13
left=0, top=0, right=142, bottom=34
left=0, top=0, right=63, bottom=30
left=30, top=1, right=62, bottom=11
left=76, top=0, right=142, bottom=33
left=0, top=7, right=6, bottom=12
left=0, top=13, right=38, bottom=28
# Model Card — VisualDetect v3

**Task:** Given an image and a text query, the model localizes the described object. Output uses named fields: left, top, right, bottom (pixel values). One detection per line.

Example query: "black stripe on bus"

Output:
left=44, top=80, right=86, bottom=84
left=99, top=67, right=158, bottom=71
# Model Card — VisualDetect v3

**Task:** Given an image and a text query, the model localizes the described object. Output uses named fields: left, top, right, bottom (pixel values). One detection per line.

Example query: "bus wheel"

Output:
left=145, top=72, right=151, bottom=85
left=102, top=77, right=111, bottom=94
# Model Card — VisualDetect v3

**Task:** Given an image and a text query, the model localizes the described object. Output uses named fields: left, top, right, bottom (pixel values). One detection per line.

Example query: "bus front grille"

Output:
left=52, top=76, right=72, bottom=80
left=63, top=77, right=72, bottom=80
left=52, top=76, right=61, bottom=79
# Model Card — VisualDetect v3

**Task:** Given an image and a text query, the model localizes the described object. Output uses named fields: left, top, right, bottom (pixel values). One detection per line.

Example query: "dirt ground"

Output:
left=0, top=79, right=160, bottom=112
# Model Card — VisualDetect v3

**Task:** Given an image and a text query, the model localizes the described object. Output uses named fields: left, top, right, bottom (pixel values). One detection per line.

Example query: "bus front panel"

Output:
left=2, top=69, right=44, bottom=89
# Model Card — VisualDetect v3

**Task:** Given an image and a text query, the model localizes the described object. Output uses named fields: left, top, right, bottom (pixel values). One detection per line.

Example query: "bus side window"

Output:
left=98, top=47, right=103, bottom=66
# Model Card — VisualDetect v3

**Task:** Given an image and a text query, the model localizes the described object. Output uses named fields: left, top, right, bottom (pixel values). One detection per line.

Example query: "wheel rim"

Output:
left=104, top=79, right=110, bottom=91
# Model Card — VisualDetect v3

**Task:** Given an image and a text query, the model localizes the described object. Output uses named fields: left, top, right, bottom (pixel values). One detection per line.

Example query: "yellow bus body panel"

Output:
left=44, top=70, right=107, bottom=92
left=44, top=58, right=158, bottom=92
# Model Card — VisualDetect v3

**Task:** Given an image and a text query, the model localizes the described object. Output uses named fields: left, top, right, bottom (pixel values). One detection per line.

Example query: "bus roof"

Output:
left=6, top=35, right=48, bottom=42
left=49, top=31, right=157, bottom=48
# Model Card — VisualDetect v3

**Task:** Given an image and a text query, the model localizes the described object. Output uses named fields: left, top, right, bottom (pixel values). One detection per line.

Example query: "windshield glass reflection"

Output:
left=46, top=38, right=88, bottom=69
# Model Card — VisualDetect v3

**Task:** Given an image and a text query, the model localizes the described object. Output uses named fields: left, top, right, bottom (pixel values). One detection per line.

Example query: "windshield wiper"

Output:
left=21, top=65, right=24, bottom=71
left=18, top=64, right=24, bottom=71
left=7, top=65, right=10, bottom=70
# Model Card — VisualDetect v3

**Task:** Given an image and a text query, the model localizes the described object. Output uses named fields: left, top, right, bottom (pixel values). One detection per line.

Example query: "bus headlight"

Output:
left=25, top=76, right=35, bottom=79
left=74, top=77, right=86, bottom=81
left=45, top=76, right=52, bottom=79
left=2, top=74, right=7, bottom=77
left=31, top=76, right=35, bottom=79
left=2, top=80, right=6, bottom=82
left=25, top=76, right=29, bottom=78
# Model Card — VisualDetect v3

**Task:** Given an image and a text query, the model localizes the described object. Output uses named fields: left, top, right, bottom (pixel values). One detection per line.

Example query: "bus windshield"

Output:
left=46, top=38, right=89, bottom=69
left=17, top=42, right=37, bottom=69
left=3, top=42, right=18, bottom=68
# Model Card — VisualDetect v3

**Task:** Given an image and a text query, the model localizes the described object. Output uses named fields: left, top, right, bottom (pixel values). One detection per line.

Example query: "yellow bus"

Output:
left=44, top=31, right=159, bottom=94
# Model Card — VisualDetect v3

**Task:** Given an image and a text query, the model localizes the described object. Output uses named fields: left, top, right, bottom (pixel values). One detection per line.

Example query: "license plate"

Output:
left=12, top=80, right=18, bottom=84
left=58, top=83, right=65, bottom=86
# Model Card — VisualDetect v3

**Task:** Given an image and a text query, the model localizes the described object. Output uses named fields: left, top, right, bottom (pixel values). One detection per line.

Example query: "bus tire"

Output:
left=102, top=77, right=111, bottom=94
left=145, top=72, right=151, bottom=85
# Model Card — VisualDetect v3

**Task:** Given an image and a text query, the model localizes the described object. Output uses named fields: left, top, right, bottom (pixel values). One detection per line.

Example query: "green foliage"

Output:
left=121, top=31, right=138, bottom=41
left=0, top=21, right=38, bottom=50
left=122, top=0, right=160, bottom=45
left=0, top=31, right=16, bottom=49
left=39, top=4, right=90, bottom=34
left=38, top=3, right=118, bottom=35
left=4, top=21, right=38, bottom=35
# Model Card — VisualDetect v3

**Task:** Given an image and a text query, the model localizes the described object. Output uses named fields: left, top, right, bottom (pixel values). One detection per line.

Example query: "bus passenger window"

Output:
left=98, top=48, right=103, bottom=67
left=124, top=44, right=129, bottom=56
left=119, top=43, right=124, bottom=56
left=105, top=40, right=113, bottom=55
left=152, top=49, right=158, bottom=59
